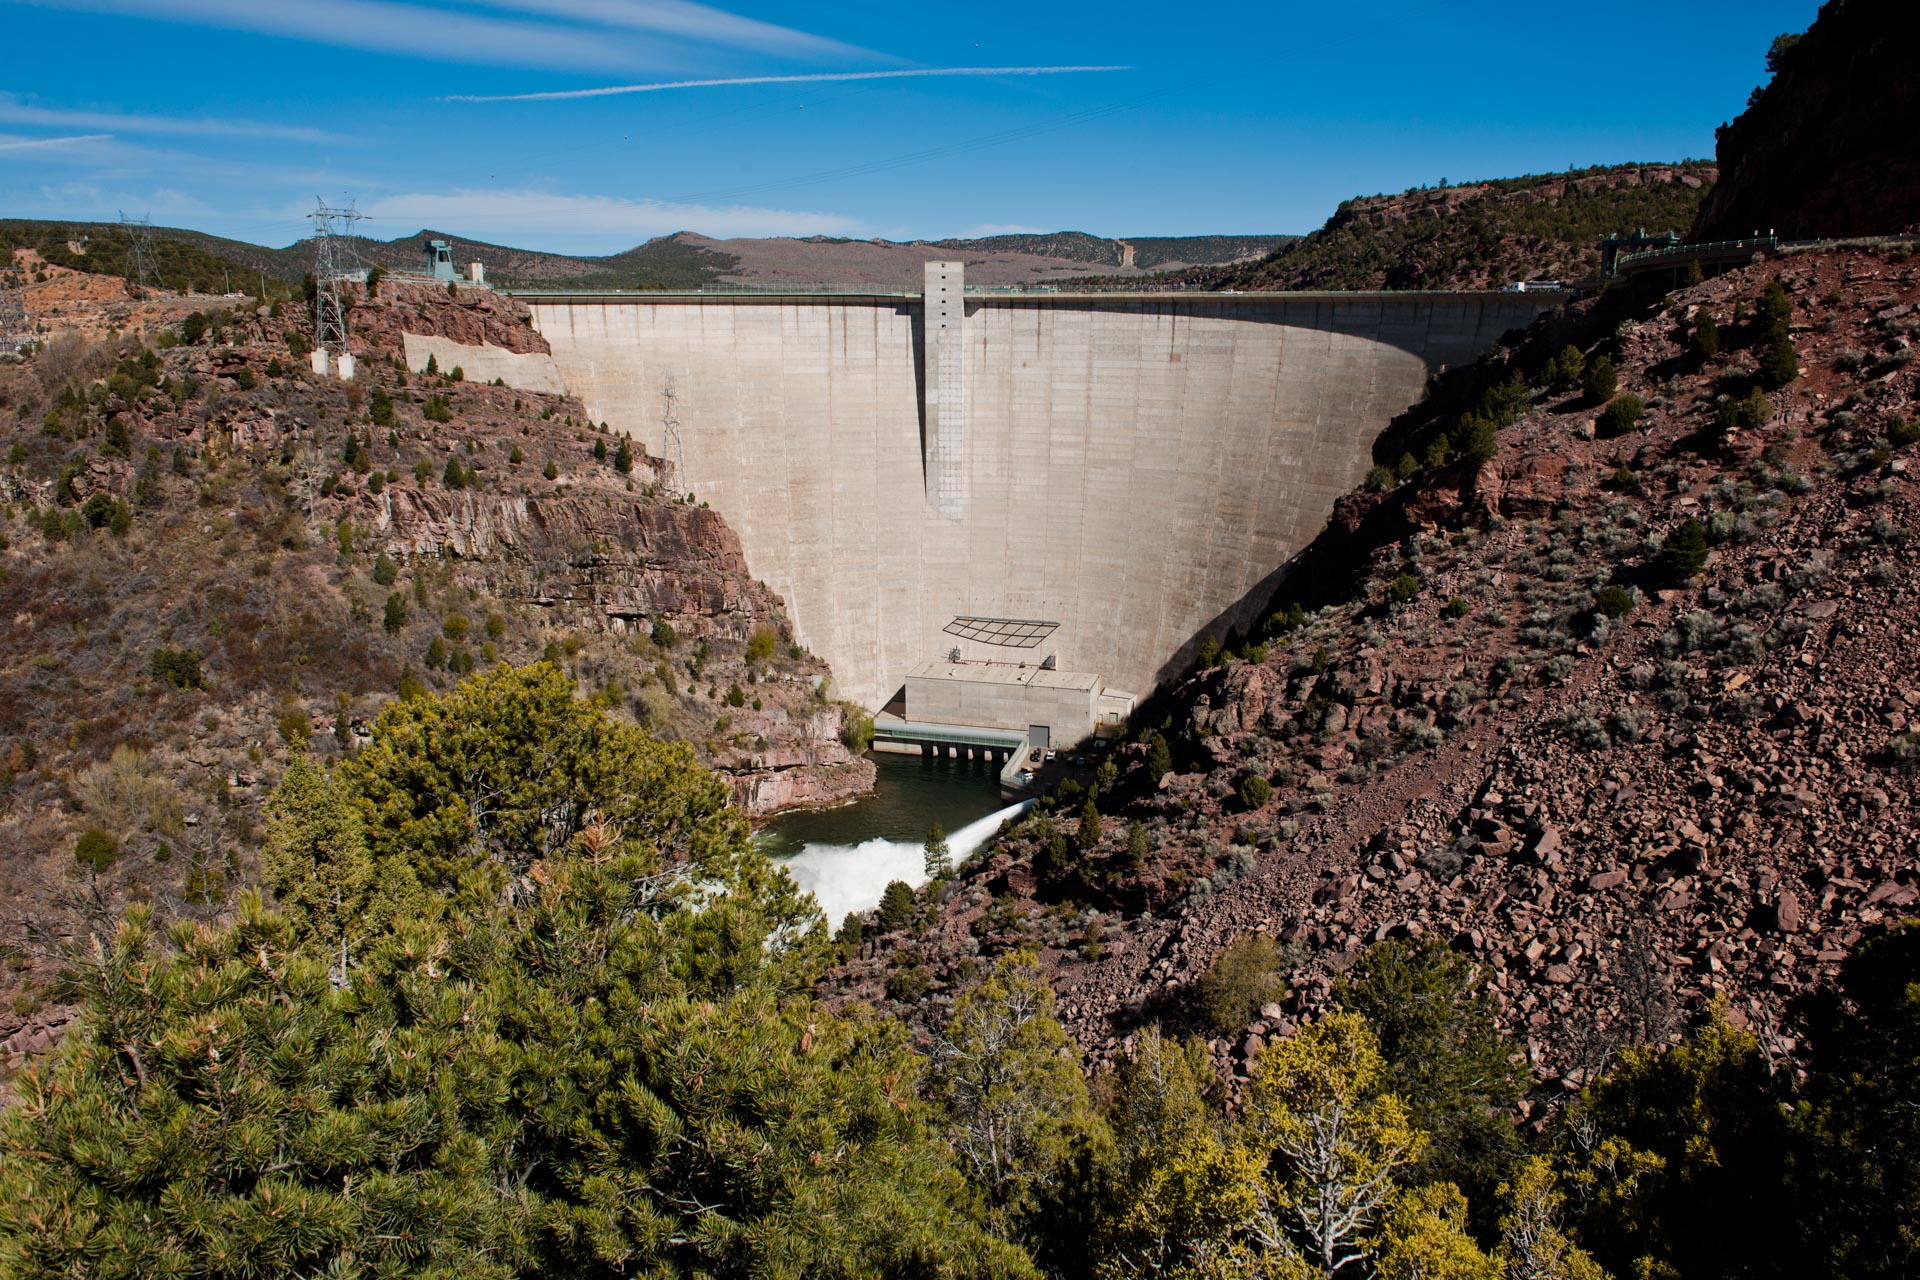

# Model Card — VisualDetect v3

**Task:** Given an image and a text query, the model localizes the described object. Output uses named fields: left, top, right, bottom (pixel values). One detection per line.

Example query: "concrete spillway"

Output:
left=425, top=281, right=1557, bottom=711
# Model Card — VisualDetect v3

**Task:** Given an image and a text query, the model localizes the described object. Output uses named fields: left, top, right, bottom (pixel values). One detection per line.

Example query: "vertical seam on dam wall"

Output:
left=515, top=290, right=1557, bottom=712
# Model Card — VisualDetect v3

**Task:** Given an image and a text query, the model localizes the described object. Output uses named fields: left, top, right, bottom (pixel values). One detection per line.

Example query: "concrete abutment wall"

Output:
left=500, top=288, right=1555, bottom=711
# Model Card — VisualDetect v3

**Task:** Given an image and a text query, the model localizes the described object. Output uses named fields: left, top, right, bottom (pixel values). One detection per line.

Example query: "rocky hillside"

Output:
left=832, top=240, right=1920, bottom=1101
left=0, top=274, right=872, bottom=1062
left=1694, top=0, right=1920, bottom=241
left=1072, top=164, right=1715, bottom=293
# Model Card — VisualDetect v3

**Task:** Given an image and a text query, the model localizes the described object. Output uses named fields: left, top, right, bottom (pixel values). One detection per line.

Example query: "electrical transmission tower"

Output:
left=660, top=374, right=686, bottom=497
left=0, top=271, right=29, bottom=356
left=308, top=199, right=364, bottom=379
left=119, top=212, right=159, bottom=296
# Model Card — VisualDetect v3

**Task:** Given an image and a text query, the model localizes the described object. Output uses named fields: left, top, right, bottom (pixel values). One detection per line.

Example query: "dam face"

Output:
left=447, top=284, right=1556, bottom=711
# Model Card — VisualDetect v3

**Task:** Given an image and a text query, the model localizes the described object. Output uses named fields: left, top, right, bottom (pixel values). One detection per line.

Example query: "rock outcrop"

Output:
left=1694, top=0, right=1920, bottom=240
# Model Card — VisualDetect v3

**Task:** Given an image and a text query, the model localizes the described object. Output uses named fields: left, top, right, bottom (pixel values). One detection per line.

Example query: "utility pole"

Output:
left=120, top=212, right=159, bottom=296
left=308, top=198, right=363, bottom=380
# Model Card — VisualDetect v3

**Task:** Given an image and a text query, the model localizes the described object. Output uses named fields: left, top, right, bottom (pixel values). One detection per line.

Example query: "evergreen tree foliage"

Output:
left=1242, top=1012, right=1423, bottom=1278
left=0, top=666, right=1031, bottom=1280
left=1565, top=1014, right=1795, bottom=1280
left=1581, top=356, right=1617, bottom=404
left=929, top=953, right=1093, bottom=1234
left=1339, top=940, right=1522, bottom=1226
left=334, top=664, right=813, bottom=964
left=1757, top=333, right=1800, bottom=390
left=1597, top=394, right=1644, bottom=438
left=1544, top=345, right=1586, bottom=394
left=1146, top=733, right=1173, bottom=780
left=876, top=880, right=916, bottom=933
left=1197, top=933, right=1289, bottom=1036
left=263, top=755, right=380, bottom=982
left=1789, top=923, right=1920, bottom=1279
left=1497, top=1159, right=1606, bottom=1280
left=924, top=822, right=951, bottom=880
left=1374, top=1183, right=1500, bottom=1280
left=1076, top=795, right=1102, bottom=853
left=1655, top=518, right=1709, bottom=581
left=1092, top=1028, right=1255, bottom=1279
left=1689, top=312, right=1721, bottom=362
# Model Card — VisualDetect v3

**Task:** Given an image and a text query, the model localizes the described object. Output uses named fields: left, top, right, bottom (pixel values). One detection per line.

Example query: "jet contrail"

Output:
left=0, top=132, right=111, bottom=151
left=448, top=65, right=1132, bottom=104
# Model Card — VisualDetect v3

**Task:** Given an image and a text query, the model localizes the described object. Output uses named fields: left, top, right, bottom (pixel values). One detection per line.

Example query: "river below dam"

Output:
left=756, top=752, right=1030, bottom=925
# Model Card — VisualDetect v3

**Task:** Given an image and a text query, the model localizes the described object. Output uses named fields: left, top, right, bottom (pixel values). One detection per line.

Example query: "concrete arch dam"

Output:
left=440, top=275, right=1557, bottom=712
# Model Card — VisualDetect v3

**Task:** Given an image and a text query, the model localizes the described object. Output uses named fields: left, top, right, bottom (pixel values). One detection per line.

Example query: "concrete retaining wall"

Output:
left=508, top=291, right=1553, bottom=709
left=401, top=333, right=567, bottom=396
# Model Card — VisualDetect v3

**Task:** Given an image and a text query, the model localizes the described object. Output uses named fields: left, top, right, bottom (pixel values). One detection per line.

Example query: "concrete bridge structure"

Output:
left=414, top=272, right=1560, bottom=713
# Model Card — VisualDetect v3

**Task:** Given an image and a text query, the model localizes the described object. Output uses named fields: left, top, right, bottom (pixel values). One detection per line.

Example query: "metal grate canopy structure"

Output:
left=943, top=616, right=1059, bottom=649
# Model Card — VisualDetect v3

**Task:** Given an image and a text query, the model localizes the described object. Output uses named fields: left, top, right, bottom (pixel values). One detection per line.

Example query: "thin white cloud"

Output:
left=461, top=0, right=866, bottom=60
left=12, top=0, right=673, bottom=72
left=0, top=132, right=112, bottom=155
left=0, top=94, right=336, bottom=143
left=958, top=223, right=1051, bottom=238
left=359, top=186, right=863, bottom=249
left=449, top=64, right=1133, bottom=103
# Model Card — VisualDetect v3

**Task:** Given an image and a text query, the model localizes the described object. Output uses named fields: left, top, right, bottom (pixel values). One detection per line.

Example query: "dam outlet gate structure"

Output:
left=420, top=269, right=1559, bottom=725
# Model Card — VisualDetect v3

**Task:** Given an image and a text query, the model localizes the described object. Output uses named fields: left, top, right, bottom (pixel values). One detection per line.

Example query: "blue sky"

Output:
left=0, top=0, right=1820, bottom=255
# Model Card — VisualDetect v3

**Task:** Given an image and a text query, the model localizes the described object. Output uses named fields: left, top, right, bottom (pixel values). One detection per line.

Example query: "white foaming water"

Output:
left=786, top=799, right=1034, bottom=924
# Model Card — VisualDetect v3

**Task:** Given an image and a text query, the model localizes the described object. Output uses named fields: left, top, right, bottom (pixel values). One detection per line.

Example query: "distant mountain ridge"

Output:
left=1, top=219, right=1292, bottom=294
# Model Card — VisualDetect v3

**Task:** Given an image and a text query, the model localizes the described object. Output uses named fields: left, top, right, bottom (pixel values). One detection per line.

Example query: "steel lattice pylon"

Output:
left=0, top=276, right=28, bottom=355
left=660, top=374, right=686, bottom=497
left=309, top=199, right=363, bottom=368
left=119, top=212, right=159, bottom=296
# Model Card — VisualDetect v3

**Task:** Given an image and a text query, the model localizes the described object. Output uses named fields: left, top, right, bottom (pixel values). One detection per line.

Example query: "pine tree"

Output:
left=1689, top=312, right=1720, bottom=362
left=1146, top=733, right=1173, bottom=780
left=1076, top=794, right=1102, bottom=852
left=929, top=952, right=1093, bottom=1233
left=1376, top=1184, right=1501, bottom=1280
left=1340, top=939, right=1522, bottom=1221
left=924, top=821, right=951, bottom=880
left=264, top=755, right=381, bottom=982
left=0, top=674, right=1035, bottom=1280
left=1582, top=355, right=1617, bottom=403
left=1656, top=517, right=1709, bottom=581
left=1242, top=1013, right=1424, bottom=1278
left=877, top=879, right=916, bottom=932
left=1093, top=1027, right=1259, bottom=1278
